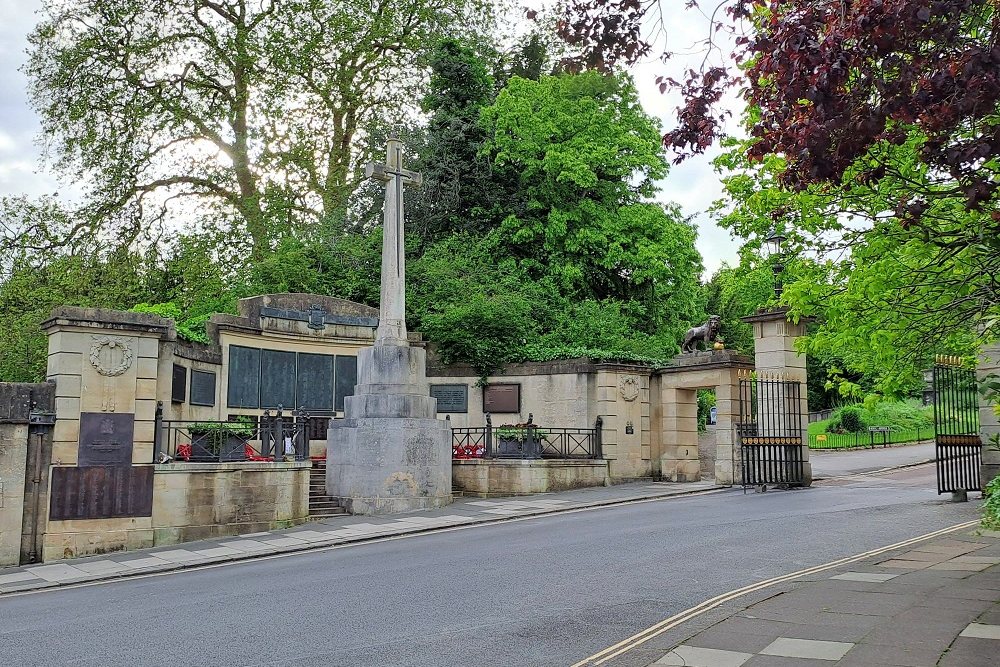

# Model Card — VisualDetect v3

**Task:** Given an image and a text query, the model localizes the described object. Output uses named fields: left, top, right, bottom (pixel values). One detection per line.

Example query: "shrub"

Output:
left=983, top=474, right=1000, bottom=532
left=862, top=399, right=933, bottom=430
left=837, top=406, right=867, bottom=433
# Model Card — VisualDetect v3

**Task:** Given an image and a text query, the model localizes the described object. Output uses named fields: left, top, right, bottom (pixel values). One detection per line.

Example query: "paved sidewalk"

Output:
left=604, top=527, right=1000, bottom=667
left=0, top=479, right=721, bottom=595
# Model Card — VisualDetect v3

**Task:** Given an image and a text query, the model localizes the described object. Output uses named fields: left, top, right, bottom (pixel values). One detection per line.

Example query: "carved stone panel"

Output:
left=78, top=412, right=135, bottom=467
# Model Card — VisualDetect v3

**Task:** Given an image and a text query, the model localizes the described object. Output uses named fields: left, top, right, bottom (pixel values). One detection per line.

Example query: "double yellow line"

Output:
left=571, top=520, right=980, bottom=666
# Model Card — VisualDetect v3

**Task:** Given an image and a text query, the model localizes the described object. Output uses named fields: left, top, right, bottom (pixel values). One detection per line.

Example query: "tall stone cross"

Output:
left=365, top=138, right=422, bottom=346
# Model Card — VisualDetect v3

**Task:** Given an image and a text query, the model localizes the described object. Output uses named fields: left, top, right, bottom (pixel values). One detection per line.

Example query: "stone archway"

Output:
left=652, top=351, right=753, bottom=485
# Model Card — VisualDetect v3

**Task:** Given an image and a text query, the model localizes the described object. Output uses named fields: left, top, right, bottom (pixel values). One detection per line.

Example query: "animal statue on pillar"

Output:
left=681, top=315, right=722, bottom=353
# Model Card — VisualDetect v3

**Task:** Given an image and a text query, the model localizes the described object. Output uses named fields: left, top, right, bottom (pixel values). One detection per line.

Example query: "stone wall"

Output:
left=428, top=359, right=654, bottom=480
left=152, top=462, right=310, bottom=544
left=0, top=383, right=54, bottom=567
left=980, top=342, right=1000, bottom=488
left=452, top=459, right=609, bottom=496
left=427, top=358, right=597, bottom=429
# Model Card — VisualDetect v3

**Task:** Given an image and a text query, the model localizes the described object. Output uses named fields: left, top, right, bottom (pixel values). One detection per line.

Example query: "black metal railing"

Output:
left=809, top=425, right=934, bottom=449
left=736, top=374, right=807, bottom=489
left=933, top=360, right=982, bottom=493
left=153, top=402, right=310, bottom=463
left=452, top=415, right=603, bottom=460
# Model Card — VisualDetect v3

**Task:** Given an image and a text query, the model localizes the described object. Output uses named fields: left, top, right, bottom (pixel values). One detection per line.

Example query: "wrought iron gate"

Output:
left=736, top=372, right=806, bottom=490
left=933, top=357, right=981, bottom=494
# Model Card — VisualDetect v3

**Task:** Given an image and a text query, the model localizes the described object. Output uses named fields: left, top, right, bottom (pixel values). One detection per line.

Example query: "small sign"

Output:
left=869, top=426, right=891, bottom=432
left=430, top=384, right=468, bottom=413
left=816, top=434, right=827, bottom=442
left=483, top=383, right=520, bottom=413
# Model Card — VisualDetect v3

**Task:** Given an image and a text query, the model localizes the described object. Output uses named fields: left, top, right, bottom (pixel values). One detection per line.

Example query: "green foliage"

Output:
left=130, top=303, right=211, bottom=344
left=704, top=262, right=773, bottom=354
left=983, top=474, right=1000, bottom=532
left=482, top=73, right=702, bottom=318
left=0, top=249, right=153, bottom=382
left=419, top=291, right=536, bottom=383
left=824, top=399, right=933, bottom=434
left=188, top=418, right=255, bottom=455
left=408, top=39, right=507, bottom=243
left=713, top=126, right=987, bottom=396
left=697, top=390, right=716, bottom=433
left=831, top=406, right=867, bottom=433
left=861, top=399, right=933, bottom=430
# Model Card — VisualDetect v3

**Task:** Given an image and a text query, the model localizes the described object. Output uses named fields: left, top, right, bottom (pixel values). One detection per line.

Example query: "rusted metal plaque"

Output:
left=483, top=384, right=520, bottom=413
left=78, top=412, right=135, bottom=467
left=49, top=465, right=154, bottom=520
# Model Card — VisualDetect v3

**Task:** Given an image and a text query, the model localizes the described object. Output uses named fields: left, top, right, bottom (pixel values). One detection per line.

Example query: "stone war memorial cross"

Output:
left=326, top=138, right=452, bottom=514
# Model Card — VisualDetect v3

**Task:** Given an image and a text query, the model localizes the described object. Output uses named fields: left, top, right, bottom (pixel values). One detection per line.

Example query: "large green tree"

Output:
left=480, top=72, right=704, bottom=337
left=24, top=0, right=492, bottom=257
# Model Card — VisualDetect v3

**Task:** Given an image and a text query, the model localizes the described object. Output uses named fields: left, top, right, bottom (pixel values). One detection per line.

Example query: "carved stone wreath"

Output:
left=89, top=336, right=134, bottom=377
left=619, top=375, right=640, bottom=402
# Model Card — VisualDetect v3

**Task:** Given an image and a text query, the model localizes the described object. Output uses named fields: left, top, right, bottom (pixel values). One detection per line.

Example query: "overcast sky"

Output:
left=0, top=1, right=742, bottom=276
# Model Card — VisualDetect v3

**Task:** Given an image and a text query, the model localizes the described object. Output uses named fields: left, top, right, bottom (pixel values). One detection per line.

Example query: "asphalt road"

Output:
left=0, top=465, right=980, bottom=667
left=810, top=441, right=935, bottom=477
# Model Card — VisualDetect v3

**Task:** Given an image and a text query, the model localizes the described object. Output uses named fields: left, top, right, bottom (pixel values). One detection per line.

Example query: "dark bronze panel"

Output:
left=260, top=349, right=297, bottom=409
left=171, top=364, right=187, bottom=403
left=190, top=370, right=217, bottom=407
left=335, top=355, right=358, bottom=412
left=49, top=466, right=154, bottom=520
left=430, top=384, right=468, bottom=413
left=483, top=384, right=520, bottom=414
left=78, top=412, right=135, bottom=467
left=297, top=353, right=334, bottom=410
left=227, top=345, right=261, bottom=408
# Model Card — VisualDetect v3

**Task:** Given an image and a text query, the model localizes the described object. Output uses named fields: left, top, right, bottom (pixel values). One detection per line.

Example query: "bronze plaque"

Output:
left=49, top=466, right=154, bottom=520
left=78, top=412, right=135, bottom=467
left=430, top=384, right=468, bottom=413
left=483, top=384, right=520, bottom=413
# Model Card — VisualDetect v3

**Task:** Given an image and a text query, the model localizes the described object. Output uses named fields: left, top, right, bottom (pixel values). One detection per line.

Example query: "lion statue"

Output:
left=682, top=315, right=722, bottom=353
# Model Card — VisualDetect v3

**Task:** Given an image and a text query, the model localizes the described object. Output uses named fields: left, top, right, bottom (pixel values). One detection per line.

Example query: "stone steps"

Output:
left=308, top=459, right=346, bottom=518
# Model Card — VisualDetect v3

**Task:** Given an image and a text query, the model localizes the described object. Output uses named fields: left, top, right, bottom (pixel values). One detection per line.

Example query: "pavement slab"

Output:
left=629, top=531, right=999, bottom=667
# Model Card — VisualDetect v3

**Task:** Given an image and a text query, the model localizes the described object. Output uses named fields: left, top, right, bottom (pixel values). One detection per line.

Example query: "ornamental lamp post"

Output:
left=764, top=228, right=787, bottom=298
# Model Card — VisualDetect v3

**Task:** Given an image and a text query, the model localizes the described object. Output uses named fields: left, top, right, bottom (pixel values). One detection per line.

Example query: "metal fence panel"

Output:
left=933, top=362, right=982, bottom=493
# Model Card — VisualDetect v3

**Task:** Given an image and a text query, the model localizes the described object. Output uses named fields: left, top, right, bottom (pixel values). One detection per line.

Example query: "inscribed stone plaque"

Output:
left=430, top=384, right=468, bottom=413
left=483, top=384, right=520, bottom=413
left=260, top=349, right=297, bottom=409
left=335, top=355, right=358, bottom=412
left=227, top=345, right=261, bottom=408
left=297, top=353, right=334, bottom=410
left=171, top=364, right=187, bottom=403
left=78, top=412, right=135, bottom=467
left=190, top=370, right=217, bottom=407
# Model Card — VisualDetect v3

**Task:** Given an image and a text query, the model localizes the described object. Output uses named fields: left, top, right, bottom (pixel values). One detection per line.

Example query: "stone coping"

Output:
left=41, top=307, right=175, bottom=337
left=154, top=461, right=311, bottom=473
left=428, top=357, right=657, bottom=377
left=660, top=349, right=753, bottom=373
left=452, top=458, right=606, bottom=468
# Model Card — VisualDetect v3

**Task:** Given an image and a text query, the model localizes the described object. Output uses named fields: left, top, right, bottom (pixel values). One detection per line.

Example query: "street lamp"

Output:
left=764, top=229, right=787, bottom=298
